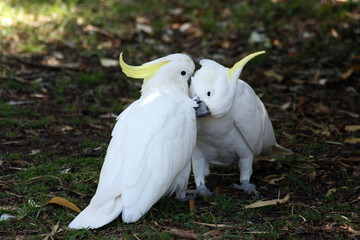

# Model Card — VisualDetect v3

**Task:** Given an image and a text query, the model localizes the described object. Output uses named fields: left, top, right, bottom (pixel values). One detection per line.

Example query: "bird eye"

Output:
left=206, top=89, right=215, bottom=98
left=181, top=71, right=187, bottom=76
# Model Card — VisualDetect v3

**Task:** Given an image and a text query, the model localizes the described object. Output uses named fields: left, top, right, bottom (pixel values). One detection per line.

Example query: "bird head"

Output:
left=120, top=53, right=195, bottom=96
left=190, top=51, right=265, bottom=118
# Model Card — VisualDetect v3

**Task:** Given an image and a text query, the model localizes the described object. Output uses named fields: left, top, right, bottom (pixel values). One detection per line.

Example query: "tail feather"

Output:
left=68, top=198, right=123, bottom=229
left=271, top=143, right=293, bottom=157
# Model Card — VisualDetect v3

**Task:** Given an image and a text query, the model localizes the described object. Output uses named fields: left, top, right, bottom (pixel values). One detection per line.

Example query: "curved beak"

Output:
left=192, top=96, right=211, bottom=118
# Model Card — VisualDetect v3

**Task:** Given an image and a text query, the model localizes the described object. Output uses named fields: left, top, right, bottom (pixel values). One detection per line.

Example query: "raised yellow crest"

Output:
left=119, top=53, right=170, bottom=79
left=227, top=51, right=265, bottom=79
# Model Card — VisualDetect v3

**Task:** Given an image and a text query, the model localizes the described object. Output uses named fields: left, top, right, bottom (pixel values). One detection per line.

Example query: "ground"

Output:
left=0, top=0, right=359, bottom=239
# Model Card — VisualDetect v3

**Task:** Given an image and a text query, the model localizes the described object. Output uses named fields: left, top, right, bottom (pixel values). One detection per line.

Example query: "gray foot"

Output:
left=178, top=195, right=195, bottom=202
left=233, top=180, right=260, bottom=198
left=187, top=183, right=213, bottom=197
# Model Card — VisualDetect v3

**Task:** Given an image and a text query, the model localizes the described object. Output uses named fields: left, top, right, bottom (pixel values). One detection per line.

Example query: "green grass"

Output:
left=1, top=0, right=359, bottom=239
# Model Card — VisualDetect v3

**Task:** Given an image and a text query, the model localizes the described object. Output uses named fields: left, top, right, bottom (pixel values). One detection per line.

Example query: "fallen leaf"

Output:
left=263, top=174, right=287, bottom=184
left=341, top=67, right=353, bottom=80
left=345, top=125, right=360, bottom=132
left=326, top=188, right=337, bottom=196
left=281, top=101, right=292, bottom=111
left=136, top=23, right=153, bottom=34
left=47, top=196, right=81, bottom=213
left=203, top=230, right=221, bottom=238
left=308, top=171, right=316, bottom=181
left=167, top=228, right=200, bottom=240
left=100, top=58, right=119, bottom=67
left=344, top=138, right=360, bottom=144
left=348, top=225, right=360, bottom=238
left=264, top=70, right=284, bottom=82
left=43, top=223, right=60, bottom=240
left=244, top=193, right=290, bottom=209
left=189, top=198, right=195, bottom=212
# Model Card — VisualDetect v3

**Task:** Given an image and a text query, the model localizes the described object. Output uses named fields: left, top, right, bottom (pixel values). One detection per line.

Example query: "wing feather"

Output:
left=233, top=80, right=275, bottom=155
left=91, top=93, right=196, bottom=220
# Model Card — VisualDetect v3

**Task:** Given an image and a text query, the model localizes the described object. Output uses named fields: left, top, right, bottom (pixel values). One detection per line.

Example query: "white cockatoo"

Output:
left=189, top=51, right=292, bottom=198
left=69, top=53, right=200, bottom=229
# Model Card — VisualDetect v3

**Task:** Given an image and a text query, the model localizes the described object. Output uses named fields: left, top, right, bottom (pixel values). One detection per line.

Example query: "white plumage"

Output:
left=189, top=52, right=292, bottom=197
left=69, top=53, right=197, bottom=229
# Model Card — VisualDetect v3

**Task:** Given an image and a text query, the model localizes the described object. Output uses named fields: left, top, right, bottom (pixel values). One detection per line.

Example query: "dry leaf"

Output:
left=43, top=224, right=59, bottom=240
left=344, top=138, right=360, bottom=144
left=326, top=188, right=337, bottom=197
left=345, top=125, right=360, bottom=132
left=264, top=70, right=284, bottom=82
left=348, top=225, right=360, bottom=238
left=244, top=193, right=290, bottom=209
left=47, top=196, right=81, bottom=213
left=100, top=58, right=119, bottom=67
left=263, top=174, right=287, bottom=184
left=189, top=198, right=195, bottom=212
left=168, top=228, right=200, bottom=240
left=203, top=230, right=221, bottom=238
left=341, top=67, right=353, bottom=80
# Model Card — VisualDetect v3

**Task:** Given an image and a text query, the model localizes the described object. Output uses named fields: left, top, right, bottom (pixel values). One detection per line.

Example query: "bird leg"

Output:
left=234, top=154, right=260, bottom=198
left=233, top=181, right=260, bottom=199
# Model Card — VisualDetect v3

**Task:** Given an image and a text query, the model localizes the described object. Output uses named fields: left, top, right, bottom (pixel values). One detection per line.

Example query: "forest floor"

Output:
left=1, top=0, right=359, bottom=239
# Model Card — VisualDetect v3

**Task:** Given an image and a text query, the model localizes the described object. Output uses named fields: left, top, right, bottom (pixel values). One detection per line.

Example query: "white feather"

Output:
left=190, top=58, right=292, bottom=194
left=69, top=54, right=196, bottom=229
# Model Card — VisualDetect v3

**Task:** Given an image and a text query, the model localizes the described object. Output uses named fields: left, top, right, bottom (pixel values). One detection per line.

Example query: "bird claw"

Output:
left=187, top=184, right=213, bottom=197
left=178, top=191, right=198, bottom=202
left=233, top=180, right=260, bottom=199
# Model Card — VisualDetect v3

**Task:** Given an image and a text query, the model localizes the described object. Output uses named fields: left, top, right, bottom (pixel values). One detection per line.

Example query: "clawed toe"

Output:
left=186, top=184, right=213, bottom=197
left=233, top=181, right=260, bottom=199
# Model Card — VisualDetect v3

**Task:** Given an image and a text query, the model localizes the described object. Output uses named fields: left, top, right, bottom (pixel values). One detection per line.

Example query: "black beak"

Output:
left=187, top=77, right=191, bottom=87
left=193, top=97, right=211, bottom=118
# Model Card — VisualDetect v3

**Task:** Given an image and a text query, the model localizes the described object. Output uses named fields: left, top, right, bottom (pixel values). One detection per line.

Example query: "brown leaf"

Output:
left=42, top=223, right=60, bottom=240
left=263, top=174, right=287, bottom=184
left=345, top=125, right=360, bottom=132
left=348, top=225, right=360, bottom=238
left=203, top=229, right=221, bottom=238
left=325, top=188, right=337, bottom=197
left=244, top=193, right=290, bottom=209
left=167, top=228, right=200, bottom=240
left=344, top=138, right=360, bottom=144
left=47, top=196, right=81, bottom=213
left=341, top=67, right=353, bottom=80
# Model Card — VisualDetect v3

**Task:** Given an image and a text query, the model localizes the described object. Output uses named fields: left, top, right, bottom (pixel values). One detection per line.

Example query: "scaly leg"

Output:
left=188, top=147, right=212, bottom=196
left=233, top=152, right=260, bottom=198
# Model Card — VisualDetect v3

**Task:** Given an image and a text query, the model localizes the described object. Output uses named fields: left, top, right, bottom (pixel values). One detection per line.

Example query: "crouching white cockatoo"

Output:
left=189, top=51, right=292, bottom=198
left=69, top=53, right=203, bottom=229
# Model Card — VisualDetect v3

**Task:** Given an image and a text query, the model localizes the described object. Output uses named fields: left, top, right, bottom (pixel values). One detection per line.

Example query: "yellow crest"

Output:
left=119, top=53, right=170, bottom=79
left=227, top=51, right=265, bottom=79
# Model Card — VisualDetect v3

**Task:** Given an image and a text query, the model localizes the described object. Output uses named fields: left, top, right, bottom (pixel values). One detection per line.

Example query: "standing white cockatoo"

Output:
left=189, top=51, right=292, bottom=198
left=69, top=53, right=200, bottom=229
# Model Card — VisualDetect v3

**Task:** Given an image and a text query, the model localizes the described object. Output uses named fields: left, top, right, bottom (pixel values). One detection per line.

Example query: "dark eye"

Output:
left=181, top=71, right=186, bottom=76
left=207, top=91, right=211, bottom=97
